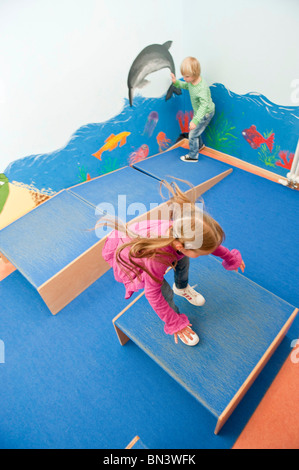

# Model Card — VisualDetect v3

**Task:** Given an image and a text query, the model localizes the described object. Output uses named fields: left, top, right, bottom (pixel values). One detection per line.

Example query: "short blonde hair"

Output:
left=180, top=57, right=201, bottom=79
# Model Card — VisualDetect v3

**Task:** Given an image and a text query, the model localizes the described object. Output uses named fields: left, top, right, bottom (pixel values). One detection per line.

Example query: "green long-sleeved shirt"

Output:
left=174, top=78, right=215, bottom=125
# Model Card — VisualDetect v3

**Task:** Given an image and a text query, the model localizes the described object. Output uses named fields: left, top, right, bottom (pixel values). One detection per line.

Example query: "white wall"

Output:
left=183, top=0, right=299, bottom=105
left=0, top=0, right=183, bottom=171
left=1, top=0, right=298, bottom=172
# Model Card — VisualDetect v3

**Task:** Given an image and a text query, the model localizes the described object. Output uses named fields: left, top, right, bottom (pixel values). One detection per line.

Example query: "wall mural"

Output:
left=127, top=41, right=181, bottom=106
left=1, top=42, right=299, bottom=222
left=2, top=93, right=183, bottom=195
left=201, top=84, right=299, bottom=175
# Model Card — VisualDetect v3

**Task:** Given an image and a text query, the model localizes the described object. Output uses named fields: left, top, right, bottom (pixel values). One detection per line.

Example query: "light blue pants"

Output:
left=161, top=256, right=189, bottom=314
left=188, top=111, right=215, bottom=159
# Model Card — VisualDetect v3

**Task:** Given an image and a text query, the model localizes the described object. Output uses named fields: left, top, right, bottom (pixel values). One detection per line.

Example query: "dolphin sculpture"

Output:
left=127, top=41, right=182, bottom=106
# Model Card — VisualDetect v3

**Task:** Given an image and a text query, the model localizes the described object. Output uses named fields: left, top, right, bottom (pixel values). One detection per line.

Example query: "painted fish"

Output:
left=242, top=125, right=274, bottom=152
left=92, top=132, right=131, bottom=160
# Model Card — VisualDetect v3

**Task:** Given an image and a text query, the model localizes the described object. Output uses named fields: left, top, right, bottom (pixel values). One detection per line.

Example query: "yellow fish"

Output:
left=92, top=132, right=131, bottom=160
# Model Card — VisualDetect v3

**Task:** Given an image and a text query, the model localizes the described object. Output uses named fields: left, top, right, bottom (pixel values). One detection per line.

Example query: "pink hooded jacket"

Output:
left=102, top=219, right=242, bottom=335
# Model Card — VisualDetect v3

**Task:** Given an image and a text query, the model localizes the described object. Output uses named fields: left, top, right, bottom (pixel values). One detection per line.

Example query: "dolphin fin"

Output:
left=163, top=41, right=172, bottom=50
left=172, top=86, right=182, bottom=96
left=165, top=83, right=182, bottom=101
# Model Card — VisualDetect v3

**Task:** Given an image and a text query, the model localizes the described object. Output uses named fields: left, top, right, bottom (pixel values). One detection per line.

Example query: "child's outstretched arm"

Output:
left=212, top=245, right=245, bottom=272
left=144, top=276, right=190, bottom=335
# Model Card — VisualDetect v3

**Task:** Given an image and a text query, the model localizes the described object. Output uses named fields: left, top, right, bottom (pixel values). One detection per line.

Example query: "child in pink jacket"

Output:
left=102, top=181, right=245, bottom=346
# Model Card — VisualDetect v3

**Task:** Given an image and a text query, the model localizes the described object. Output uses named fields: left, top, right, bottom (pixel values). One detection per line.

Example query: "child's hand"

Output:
left=174, top=324, right=197, bottom=344
left=189, top=121, right=196, bottom=131
left=170, top=73, right=176, bottom=83
left=236, top=260, right=245, bottom=273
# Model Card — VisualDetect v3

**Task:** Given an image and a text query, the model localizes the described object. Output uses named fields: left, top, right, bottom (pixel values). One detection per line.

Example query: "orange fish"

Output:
left=93, top=132, right=131, bottom=160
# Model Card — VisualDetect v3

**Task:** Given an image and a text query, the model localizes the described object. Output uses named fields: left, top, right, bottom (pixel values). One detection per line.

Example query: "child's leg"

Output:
left=188, top=128, right=202, bottom=159
left=173, top=256, right=205, bottom=306
left=186, top=111, right=215, bottom=159
left=161, top=279, right=180, bottom=313
left=174, top=256, right=189, bottom=289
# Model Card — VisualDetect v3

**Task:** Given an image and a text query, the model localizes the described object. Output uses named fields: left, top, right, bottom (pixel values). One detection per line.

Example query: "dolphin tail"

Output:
left=165, top=83, right=182, bottom=101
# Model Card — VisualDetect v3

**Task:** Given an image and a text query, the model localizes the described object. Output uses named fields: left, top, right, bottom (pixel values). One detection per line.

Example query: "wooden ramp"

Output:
left=0, top=155, right=233, bottom=315
left=113, top=256, right=298, bottom=434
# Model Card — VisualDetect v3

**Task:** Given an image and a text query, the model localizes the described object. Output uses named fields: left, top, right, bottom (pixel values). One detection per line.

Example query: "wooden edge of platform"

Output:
left=214, top=307, right=299, bottom=434
left=38, top=236, right=111, bottom=315
left=204, top=147, right=290, bottom=186
left=112, top=291, right=145, bottom=345
left=125, top=435, right=140, bottom=449
left=174, top=139, right=293, bottom=188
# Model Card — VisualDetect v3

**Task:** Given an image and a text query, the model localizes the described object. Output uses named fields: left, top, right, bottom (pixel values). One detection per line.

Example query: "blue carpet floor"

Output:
left=0, top=149, right=298, bottom=449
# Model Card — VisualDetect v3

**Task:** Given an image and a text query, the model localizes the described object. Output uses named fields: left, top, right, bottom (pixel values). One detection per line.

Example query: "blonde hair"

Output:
left=180, top=57, right=201, bottom=79
left=98, top=179, right=224, bottom=284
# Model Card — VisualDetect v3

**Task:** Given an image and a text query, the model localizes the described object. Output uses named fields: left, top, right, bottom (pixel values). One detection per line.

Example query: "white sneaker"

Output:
left=180, top=154, right=198, bottom=162
left=178, top=330, right=200, bottom=346
left=173, top=284, right=205, bottom=306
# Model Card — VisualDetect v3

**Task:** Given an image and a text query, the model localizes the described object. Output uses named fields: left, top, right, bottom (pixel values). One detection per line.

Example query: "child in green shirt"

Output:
left=171, top=57, right=215, bottom=162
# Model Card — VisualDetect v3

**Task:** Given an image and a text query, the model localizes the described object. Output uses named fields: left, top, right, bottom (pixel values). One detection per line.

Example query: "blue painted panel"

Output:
left=115, top=255, right=296, bottom=420
left=0, top=190, right=102, bottom=288
left=133, top=147, right=231, bottom=184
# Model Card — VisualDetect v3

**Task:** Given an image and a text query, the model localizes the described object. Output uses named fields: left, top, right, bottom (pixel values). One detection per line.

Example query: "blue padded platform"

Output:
left=0, top=167, right=164, bottom=290
left=132, top=147, right=231, bottom=185
left=114, top=255, right=297, bottom=432
left=68, top=166, right=163, bottom=219
left=0, top=190, right=100, bottom=288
